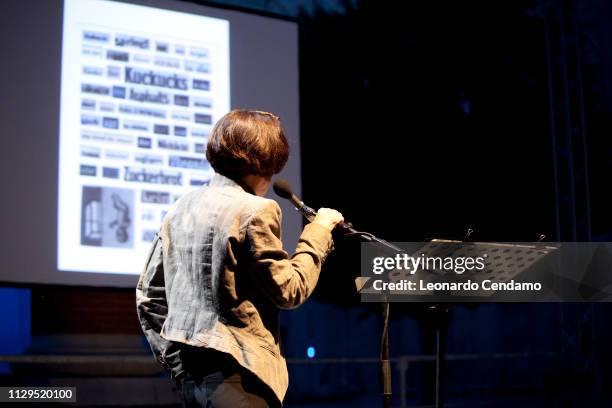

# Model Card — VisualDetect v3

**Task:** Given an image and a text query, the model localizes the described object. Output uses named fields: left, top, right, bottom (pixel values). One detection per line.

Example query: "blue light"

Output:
left=306, top=346, right=316, bottom=359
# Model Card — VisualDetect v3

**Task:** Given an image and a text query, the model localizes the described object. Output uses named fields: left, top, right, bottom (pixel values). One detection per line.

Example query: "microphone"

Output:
left=272, top=179, right=354, bottom=232
left=272, top=179, right=317, bottom=222
left=273, top=179, right=403, bottom=252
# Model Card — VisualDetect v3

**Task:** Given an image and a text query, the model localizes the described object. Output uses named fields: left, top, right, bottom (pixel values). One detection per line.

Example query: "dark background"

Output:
left=295, top=1, right=612, bottom=406
left=2, top=0, right=612, bottom=407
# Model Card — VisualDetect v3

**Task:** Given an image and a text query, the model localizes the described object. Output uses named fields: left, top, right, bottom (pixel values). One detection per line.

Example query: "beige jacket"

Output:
left=136, top=173, right=334, bottom=405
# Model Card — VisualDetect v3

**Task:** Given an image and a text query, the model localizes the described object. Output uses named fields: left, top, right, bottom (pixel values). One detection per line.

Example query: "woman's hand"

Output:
left=312, top=208, right=344, bottom=231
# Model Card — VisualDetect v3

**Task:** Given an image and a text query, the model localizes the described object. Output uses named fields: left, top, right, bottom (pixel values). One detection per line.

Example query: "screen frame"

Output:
left=0, top=0, right=301, bottom=288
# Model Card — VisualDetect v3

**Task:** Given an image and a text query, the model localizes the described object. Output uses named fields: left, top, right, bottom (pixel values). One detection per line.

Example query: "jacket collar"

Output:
left=209, top=173, right=255, bottom=195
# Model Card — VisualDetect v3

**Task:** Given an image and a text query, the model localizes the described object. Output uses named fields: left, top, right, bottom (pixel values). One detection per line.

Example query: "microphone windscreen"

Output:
left=273, top=178, right=293, bottom=199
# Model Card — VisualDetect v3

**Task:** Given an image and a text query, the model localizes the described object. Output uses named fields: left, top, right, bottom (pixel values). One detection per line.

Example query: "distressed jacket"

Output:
left=136, top=173, right=334, bottom=405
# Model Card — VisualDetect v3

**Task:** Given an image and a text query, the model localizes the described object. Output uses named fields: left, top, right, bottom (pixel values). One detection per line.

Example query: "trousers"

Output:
left=177, top=345, right=279, bottom=408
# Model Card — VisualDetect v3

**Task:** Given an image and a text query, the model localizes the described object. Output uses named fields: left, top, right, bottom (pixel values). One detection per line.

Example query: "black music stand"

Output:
left=358, top=239, right=558, bottom=408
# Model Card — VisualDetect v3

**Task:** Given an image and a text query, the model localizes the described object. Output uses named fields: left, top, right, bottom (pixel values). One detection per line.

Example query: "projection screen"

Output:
left=0, top=0, right=301, bottom=287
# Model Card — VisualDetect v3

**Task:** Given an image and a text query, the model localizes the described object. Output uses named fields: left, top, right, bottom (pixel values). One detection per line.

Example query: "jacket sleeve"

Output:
left=246, top=200, right=334, bottom=309
left=135, top=233, right=183, bottom=379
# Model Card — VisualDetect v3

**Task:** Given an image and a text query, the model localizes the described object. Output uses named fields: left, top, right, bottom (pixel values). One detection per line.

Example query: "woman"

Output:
left=136, top=109, right=344, bottom=407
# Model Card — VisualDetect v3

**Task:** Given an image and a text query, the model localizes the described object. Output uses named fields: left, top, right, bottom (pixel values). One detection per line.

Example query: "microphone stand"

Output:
left=339, top=226, right=401, bottom=408
left=351, top=231, right=448, bottom=408
left=277, top=185, right=399, bottom=408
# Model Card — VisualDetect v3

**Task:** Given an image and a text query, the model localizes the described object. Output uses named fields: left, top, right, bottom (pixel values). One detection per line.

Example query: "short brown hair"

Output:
left=206, top=110, right=289, bottom=178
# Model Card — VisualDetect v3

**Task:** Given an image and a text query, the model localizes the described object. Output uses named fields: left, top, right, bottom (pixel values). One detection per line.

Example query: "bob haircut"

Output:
left=206, top=109, right=289, bottom=178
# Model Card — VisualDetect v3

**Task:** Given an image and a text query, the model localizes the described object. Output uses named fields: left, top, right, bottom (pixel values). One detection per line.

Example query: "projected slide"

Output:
left=58, top=0, right=229, bottom=274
